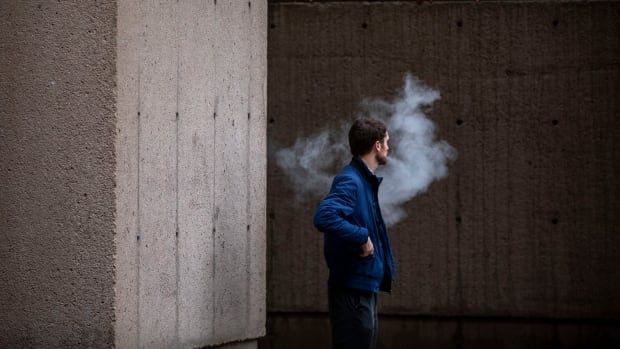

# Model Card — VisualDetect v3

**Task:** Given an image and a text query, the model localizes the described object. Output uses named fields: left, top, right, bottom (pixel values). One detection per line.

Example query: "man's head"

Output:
left=348, top=118, right=390, bottom=166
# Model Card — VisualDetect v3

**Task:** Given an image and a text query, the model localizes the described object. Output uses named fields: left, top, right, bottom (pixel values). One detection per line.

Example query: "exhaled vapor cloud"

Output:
left=275, top=73, right=457, bottom=226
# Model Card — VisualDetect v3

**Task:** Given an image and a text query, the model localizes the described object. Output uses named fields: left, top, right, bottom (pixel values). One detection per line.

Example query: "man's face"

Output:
left=375, top=132, right=390, bottom=165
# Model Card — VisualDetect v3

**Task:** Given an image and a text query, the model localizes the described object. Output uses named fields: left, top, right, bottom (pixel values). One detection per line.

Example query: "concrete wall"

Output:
left=0, top=1, right=117, bottom=347
left=265, top=0, right=620, bottom=346
left=115, top=1, right=267, bottom=348
left=1, top=0, right=267, bottom=348
left=259, top=313, right=620, bottom=349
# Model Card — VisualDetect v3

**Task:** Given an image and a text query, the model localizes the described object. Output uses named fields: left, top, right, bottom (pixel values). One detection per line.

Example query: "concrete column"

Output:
left=0, top=1, right=117, bottom=347
left=115, top=0, right=267, bottom=348
left=1, top=1, right=267, bottom=348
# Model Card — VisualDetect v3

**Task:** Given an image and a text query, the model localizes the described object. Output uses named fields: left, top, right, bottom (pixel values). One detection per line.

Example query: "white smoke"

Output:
left=275, top=73, right=457, bottom=226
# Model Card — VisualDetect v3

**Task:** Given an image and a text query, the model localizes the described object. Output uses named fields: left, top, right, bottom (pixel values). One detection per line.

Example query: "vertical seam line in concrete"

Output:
left=211, top=2, right=218, bottom=334
left=476, top=5, right=487, bottom=305
left=506, top=3, right=516, bottom=308
left=245, top=0, right=253, bottom=334
left=211, top=109, right=217, bottom=341
left=136, top=6, right=143, bottom=346
left=454, top=3, right=463, bottom=311
left=174, top=1, right=180, bottom=347
left=211, top=107, right=217, bottom=342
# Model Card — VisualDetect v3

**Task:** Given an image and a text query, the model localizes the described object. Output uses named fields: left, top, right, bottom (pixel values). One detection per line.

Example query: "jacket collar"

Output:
left=350, top=156, right=383, bottom=188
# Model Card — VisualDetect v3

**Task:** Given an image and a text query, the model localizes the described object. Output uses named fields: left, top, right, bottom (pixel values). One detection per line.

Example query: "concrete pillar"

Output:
left=1, top=1, right=267, bottom=348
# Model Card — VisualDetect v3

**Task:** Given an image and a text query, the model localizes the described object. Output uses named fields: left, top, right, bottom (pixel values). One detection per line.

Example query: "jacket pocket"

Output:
left=352, top=253, right=378, bottom=278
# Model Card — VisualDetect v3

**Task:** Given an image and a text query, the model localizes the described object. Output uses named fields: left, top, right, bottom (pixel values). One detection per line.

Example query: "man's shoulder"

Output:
left=335, top=164, right=362, bottom=182
left=328, top=166, right=365, bottom=196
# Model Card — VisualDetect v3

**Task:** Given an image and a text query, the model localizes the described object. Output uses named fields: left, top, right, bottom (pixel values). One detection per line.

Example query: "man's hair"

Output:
left=348, top=118, right=387, bottom=156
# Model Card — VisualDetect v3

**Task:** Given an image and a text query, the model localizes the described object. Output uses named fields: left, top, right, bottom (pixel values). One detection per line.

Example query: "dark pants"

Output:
left=327, top=285, right=378, bottom=349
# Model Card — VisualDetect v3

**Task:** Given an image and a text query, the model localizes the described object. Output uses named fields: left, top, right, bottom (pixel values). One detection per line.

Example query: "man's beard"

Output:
left=376, top=153, right=387, bottom=165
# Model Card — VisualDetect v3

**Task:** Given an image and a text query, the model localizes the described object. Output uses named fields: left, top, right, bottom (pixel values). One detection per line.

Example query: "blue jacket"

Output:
left=313, top=156, right=396, bottom=293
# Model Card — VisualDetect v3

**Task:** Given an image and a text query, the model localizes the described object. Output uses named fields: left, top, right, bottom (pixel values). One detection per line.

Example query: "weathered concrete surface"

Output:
left=0, top=1, right=117, bottom=348
left=1, top=0, right=266, bottom=347
left=258, top=314, right=620, bottom=349
left=115, top=0, right=267, bottom=348
left=267, top=0, right=620, bottom=322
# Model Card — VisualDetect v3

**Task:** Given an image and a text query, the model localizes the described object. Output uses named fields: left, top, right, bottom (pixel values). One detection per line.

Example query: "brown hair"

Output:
left=348, top=118, right=387, bottom=156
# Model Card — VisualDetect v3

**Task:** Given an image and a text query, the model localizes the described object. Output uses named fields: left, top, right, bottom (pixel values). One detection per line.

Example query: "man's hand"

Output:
left=360, top=237, right=374, bottom=257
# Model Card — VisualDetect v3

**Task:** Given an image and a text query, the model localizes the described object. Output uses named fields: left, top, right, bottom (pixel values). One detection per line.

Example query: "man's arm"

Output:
left=313, top=174, right=369, bottom=245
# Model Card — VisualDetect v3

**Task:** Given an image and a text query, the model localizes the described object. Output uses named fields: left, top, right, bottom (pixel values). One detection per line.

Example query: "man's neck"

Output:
left=359, top=154, right=378, bottom=174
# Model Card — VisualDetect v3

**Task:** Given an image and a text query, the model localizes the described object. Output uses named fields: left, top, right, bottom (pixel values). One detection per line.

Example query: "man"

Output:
left=313, top=117, right=396, bottom=349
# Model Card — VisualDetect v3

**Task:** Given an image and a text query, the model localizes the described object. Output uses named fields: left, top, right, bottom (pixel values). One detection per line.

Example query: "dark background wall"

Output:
left=262, top=1, right=620, bottom=348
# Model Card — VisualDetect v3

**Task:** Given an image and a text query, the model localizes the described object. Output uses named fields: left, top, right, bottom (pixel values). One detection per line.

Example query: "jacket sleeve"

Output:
left=313, top=174, right=369, bottom=245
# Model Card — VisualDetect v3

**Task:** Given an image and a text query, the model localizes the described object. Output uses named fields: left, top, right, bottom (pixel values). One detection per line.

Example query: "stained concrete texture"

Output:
left=258, top=314, right=620, bottom=349
left=116, top=0, right=267, bottom=348
left=267, top=0, right=620, bottom=324
left=0, top=1, right=117, bottom=347
left=1, top=0, right=267, bottom=348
